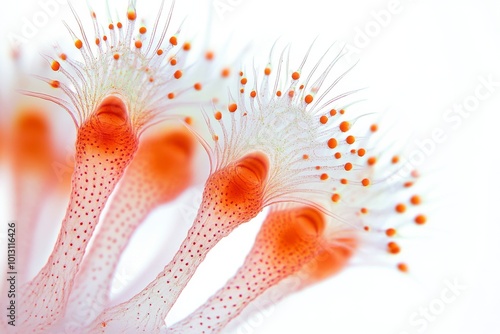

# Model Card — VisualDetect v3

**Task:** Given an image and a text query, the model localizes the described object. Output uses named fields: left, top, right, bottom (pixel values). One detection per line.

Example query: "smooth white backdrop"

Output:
left=1, top=1, right=499, bottom=333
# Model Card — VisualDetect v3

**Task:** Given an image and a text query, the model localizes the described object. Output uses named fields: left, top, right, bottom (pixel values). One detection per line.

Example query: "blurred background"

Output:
left=1, top=0, right=499, bottom=333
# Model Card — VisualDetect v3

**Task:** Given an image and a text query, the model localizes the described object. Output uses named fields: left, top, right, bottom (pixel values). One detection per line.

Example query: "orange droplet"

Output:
left=50, top=80, right=60, bottom=88
left=361, top=178, right=370, bottom=186
left=360, top=207, right=368, bottom=214
left=51, top=60, right=60, bottom=71
left=194, top=82, right=202, bottom=91
left=339, top=121, right=350, bottom=132
left=292, top=71, right=300, bottom=80
left=240, top=78, right=248, bottom=85
left=174, top=70, right=182, bottom=79
left=74, top=39, right=83, bottom=49
left=357, top=148, right=366, bottom=157
left=250, top=90, right=257, bottom=98
left=320, top=115, right=328, bottom=124
left=127, top=9, right=136, bottom=20
left=205, top=51, right=214, bottom=60
left=264, top=67, right=271, bottom=75
left=214, top=111, right=222, bottom=121
left=395, top=203, right=406, bottom=213
left=414, top=214, right=427, bottom=225
left=156, top=49, right=163, bottom=56
left=183, top=42, right=191, bottom=51
left=410, top=195, right=421, bottom=205
left=139, top=26, right=147, bottom=34
left=387, top=241, right=401, bottom=254
left=228, top=103, right=237, bottom=112
left=344, top=163, right=353, bottom=171
left=397, top=263, right=408, bottom=272
left=370, top=124, right=378, bottom=132
left=59, top=53, right=67, bottom=60
left=113, top=53, right=120, bottom=60
left=320, top=173, right=328, bottom=180
left=340, top=178, right=348, bottom=185
left=392, top=155, right=400, bottom=164
left=327, top=138, right=337, bottom=149
left=330, top=109, right=337, bottom=116
left=346, top=135, right=355, bottom=145
left=334, top=152, right=341, bottom=159
left=302, top=154, right=309, bottom=160
left=331, top=193, right=341, bottom=203
left=367, top=156, right=377, bottom=166
left=167, top=92, right=175, bottom=99
left=221, top=68, right=231, bottom=78
left=169, top=36, right=178, bottom=45
left=385, top=228, right=396, bottom=237
left=304, top=94, right=313, bottom=104
left=134, top=40, right=142, bottom=48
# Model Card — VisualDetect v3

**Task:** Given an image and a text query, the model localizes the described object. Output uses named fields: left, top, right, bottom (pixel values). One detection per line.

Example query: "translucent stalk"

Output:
left=62, top=127, right=195, bottom=329
left=89, top=152, right=269, bottom=333
left=168, top=205, right=327, bottom=334
left=19, top=96, right=138, bottom=332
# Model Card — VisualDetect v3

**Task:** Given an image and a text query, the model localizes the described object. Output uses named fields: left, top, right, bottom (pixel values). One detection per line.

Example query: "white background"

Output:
left=1, top=0, right=499, bottom=333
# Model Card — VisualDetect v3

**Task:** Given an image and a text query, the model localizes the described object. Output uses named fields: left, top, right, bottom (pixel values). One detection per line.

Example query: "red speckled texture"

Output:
left=89, top=152, right=269, bottom=333
left=169, top=205, right=327, bottom=333
left=18, top=96, right=139, bottom=332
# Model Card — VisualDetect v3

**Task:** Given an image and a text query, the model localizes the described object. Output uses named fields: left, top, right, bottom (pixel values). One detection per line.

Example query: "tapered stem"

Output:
left=89, top=152, right=269, bottom=333
left=19, top=97, right=138, bottom=332
left=168, top=206, right=326, bottom=333
left=62, top=128, right=194, bottom=329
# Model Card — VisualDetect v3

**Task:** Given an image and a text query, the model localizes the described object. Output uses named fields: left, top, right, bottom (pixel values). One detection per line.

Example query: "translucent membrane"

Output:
left=224, top=234, right=358, bottom=333
left=168, top=205, right=327, bottom=333
left=297, top=236, right=358, bottom=285
left=19, top=95, right=138, bottom=332
left=63, top=126, right=195, bottom=328
left=89, top=152, right=269, bottom=333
